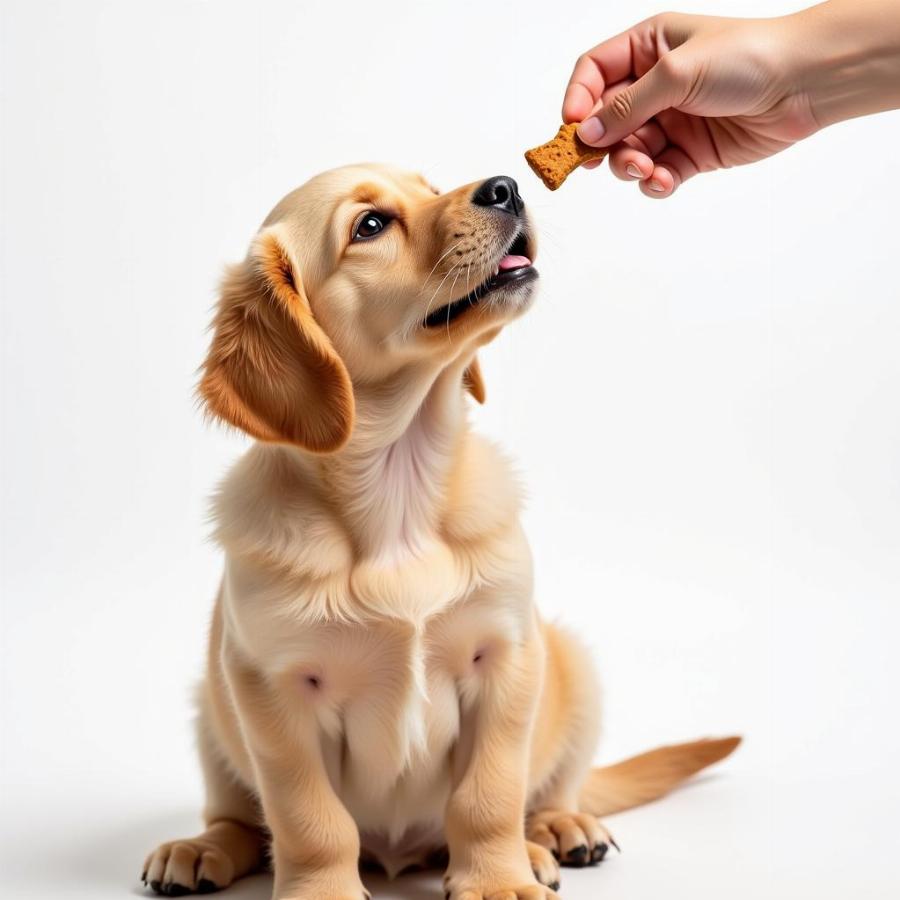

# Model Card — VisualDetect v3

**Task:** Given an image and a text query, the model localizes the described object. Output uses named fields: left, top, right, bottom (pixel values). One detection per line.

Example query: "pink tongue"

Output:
left=498, top=254, right=531, bottom=271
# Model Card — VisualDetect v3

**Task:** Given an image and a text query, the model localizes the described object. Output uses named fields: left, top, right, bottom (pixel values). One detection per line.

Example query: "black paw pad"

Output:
left=591, top=842, right=609, bottom=864
left=564, top=844, right=589, bottom=867
left=549, top=881, right=560, bottom=891
left=149, top=881, right=163, bottom=896
left=197, top=879, right=219, bottom=894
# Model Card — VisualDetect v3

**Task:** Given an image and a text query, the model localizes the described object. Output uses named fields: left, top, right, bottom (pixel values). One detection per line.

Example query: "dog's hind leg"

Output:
left=141, top=706, right=266, bottom=896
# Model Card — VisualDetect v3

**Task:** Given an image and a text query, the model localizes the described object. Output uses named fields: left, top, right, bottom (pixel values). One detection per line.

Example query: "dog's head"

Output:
left=199, top=164, right=538, bottom=452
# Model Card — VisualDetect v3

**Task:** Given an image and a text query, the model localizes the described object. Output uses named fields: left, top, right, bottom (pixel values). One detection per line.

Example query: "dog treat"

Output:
left=524, top=123, right=607, bottom=190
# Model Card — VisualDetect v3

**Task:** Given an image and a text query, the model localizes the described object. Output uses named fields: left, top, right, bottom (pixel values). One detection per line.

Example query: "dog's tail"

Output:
left=578, top=736, right=741, bottom=817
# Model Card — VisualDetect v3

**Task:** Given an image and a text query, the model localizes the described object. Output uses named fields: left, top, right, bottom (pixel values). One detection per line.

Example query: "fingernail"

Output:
left=625, top=164, right=643, bottom=179
left=577, top=117, right=606, bottom=145
left=649, top=180, right=666, bottom=192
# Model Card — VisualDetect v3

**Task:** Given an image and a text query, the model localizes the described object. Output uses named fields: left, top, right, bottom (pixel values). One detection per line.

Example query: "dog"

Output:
left=142, top=165, right=739, bottom=900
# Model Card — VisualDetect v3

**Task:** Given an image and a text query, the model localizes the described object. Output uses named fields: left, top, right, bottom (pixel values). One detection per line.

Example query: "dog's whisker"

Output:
left=421, top=241, right=463, bottom=289
left=463, top=261, right=474, bottom=308
left=444, top=264, right=466, bottom=342
left=422, top=261, right=462, bottom=326
left=386, top=278, right=454, bottom=345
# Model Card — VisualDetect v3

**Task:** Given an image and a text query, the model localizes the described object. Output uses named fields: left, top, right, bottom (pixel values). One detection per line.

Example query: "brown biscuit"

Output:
left=524, top=123, right=607, bottom=190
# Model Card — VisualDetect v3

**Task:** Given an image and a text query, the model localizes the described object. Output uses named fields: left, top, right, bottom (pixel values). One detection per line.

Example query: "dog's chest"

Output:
left=252, top=581, right=527, bottom=847
left=330, top=593, right=524, bottom=864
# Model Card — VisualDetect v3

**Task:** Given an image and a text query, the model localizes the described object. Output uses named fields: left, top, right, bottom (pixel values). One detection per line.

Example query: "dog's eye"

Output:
left=353, top=212, right=390, bottom=241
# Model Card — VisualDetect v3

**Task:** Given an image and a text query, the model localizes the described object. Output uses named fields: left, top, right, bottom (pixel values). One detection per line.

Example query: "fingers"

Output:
left=563, top=79, right=596, bottom=125
left=563, top=11, right=703, bottom=124
left=641, top=145, right=700, bottom=198
left=640, top=165, right=676, bottom=198
left=569, top=27, right=702, bottom=199
left=562, top=28, right=647, bottom=123
left=622, top=119, right=668, bottom=158
left=605, top=139, right=701, bottom=199
left=606, top=118, right=667, bottom=181
left=577, top=51, right=690, bottom=148
left=566, top=12, right=744, bottom=198
left=608, top=146, right=654, bottom=181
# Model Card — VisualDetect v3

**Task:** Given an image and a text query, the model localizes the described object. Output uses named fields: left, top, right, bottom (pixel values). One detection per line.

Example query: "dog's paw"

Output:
left=142, top=838, right=235, bottom=895
left=443, top=870, right=560, bottom=900
left=526, top=810, right=619, bottom=868
left=444, top=885, right=559, bottom=900
left=526, top=841, right=561, bottom=891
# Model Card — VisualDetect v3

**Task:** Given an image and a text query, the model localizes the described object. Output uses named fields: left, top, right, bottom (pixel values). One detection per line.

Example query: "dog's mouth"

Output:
left=423, top=231, right=537, bottom=329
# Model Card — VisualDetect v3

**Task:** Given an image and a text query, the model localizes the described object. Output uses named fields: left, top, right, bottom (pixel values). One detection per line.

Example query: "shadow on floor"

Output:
left=56, top=808, right=443, bottom=899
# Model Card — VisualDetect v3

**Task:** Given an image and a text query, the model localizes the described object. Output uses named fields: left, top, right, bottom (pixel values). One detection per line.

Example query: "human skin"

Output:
left=564, top=0, right=900, bottom=197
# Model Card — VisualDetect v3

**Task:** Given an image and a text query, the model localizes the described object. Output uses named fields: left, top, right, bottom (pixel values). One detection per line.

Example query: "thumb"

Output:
left=577, top=55, right=687, bottom=147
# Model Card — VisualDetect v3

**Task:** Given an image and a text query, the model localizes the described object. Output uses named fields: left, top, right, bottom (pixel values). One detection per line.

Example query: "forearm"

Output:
left=785, top=0, right=900, bottom=128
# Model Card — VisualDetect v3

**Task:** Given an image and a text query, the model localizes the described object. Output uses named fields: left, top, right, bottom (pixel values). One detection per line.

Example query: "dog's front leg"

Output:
left=223, top=644, right=368, bottom=900
left=443, top=633, right=558, bottom=900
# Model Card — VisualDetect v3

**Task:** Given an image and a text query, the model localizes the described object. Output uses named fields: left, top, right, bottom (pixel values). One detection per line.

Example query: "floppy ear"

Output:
left=463, top=356, right=486, bottom=404
left=199, top=231, right=354, bottom=452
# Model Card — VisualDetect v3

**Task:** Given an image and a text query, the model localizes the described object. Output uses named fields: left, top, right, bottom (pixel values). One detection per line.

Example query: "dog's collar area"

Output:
left=423, top=232, right=534, bottom=329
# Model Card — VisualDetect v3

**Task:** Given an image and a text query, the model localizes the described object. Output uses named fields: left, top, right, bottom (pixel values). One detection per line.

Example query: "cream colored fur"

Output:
left=142, top=165, right=739, bottom=900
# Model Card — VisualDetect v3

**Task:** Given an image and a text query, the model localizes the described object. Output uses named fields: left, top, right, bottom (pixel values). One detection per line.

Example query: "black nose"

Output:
left=471, top=175, right=523, bottom=216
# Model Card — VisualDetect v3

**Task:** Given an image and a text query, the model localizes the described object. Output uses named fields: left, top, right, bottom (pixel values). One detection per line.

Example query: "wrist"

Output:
left=782, top=0, right=900, bottom=129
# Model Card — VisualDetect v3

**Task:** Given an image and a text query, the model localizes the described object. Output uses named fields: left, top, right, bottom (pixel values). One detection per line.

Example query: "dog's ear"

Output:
left=199, top=231, right=354, bottom=452
left=463, top=356, right=486, bottom=404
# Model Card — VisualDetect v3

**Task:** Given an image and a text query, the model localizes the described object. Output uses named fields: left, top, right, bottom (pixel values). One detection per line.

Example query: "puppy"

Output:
left=142, top=165, right=739, bottom=900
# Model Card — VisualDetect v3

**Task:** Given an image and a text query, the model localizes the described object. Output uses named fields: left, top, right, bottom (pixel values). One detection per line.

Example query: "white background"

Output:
left=2, top=1, right=899, bottom=898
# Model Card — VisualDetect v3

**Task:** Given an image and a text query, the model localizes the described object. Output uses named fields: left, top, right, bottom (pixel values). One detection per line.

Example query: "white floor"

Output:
left=3, top=766, right=899, bottom=900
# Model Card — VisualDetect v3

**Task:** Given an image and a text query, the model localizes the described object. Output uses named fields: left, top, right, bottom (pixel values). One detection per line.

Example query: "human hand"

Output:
left=563, top=2, right=900, bottom=197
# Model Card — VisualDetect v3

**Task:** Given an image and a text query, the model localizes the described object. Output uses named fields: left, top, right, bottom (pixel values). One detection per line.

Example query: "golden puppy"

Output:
left=142, top=165, right=739, bottom=900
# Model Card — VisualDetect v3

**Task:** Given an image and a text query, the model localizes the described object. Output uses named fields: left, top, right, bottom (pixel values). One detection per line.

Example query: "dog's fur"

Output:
left=143, top=165, right=739, bottom=900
